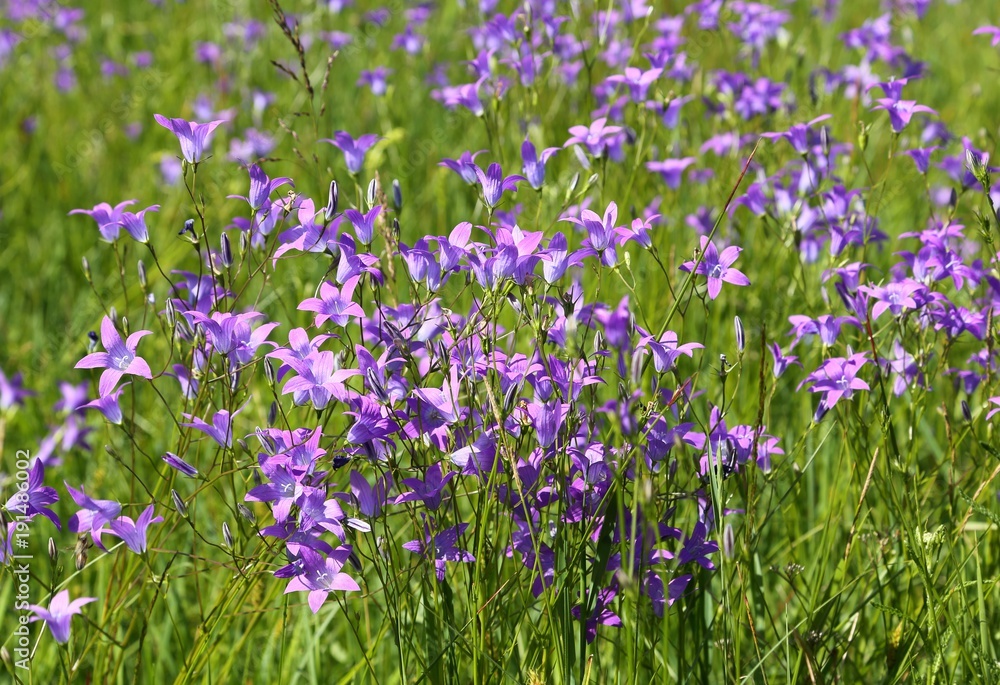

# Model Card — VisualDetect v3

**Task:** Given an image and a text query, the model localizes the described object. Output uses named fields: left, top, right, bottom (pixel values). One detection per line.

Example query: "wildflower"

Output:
left=28, top=590, right=96, bottom=644
left=283, top=547, right=360, bottom=613
left=562, top=201, right=622, bottom=267
left=181, top=407, right=244, bottom=448
left=66, top=484, right=121, bottom=550
left=802, top=353, right=870, bottom=410
left=767, top=343, right=801, bottom=378
left=474, top=162, right=525, bottom=208
left=154, top=114, right=227, bottom=164
left=107, top=504, right=163, bottom=554
left=440, top=150, right=488, bottom=184
left=565, top=117, right=623, bottom=157
left=162, top=452, right=199, bottom=478
left=80, top=384, right=128, bottom=424
left=680, top=236, right=751, bottom=300
left=858, top=279, right=925, bottom=320
left=69, top=199, right=137, bottom=242
left=521, top=140, right=559, bottom=189
left=357, top=66, right=392, bottom=95
left=297, top=276, right=366, bottom=327
left=637, top=331, right=703, bottom=372
left=228, top=164, right=292, bottom=212
left=321, top=131, right=380, bottom=174
left=117, top=204, right=160, bottom=244
left=74, top=316, right=153, bottom=397
left=645, top=157, right=696, bottom=189
left=4, top=461, right=60, bottom=530
left=0, top=367, right=33, bottom=410
left=395, top=463, right=455, bottom=511
left=402, top=521, right=475, bottom=581
left=343, top=206, right=382, bottom=246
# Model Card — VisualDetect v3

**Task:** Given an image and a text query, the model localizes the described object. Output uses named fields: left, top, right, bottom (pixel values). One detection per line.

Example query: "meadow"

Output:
left=2, top=0, right=1000, bottom=682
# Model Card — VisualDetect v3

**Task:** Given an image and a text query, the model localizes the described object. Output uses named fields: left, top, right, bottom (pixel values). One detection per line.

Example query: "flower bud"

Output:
left=82, top=256, right=92, bottom=283
left=137, top=259, right=147, bottom=289
left=165, top=297, right=176, bottom=327
left=366, top=178, right=379, bottom=209
left=239, top=230, right=249, bottom=255
left=121, top=315, right=129, bottom=337
left=220, top=232, right=233, bottom=267
left=723, top=523, right=735, bottom=558
left=263, top=359, right=275, bottom=385
left=734, top=315, right=745, bottom=353
left=857, top=122, right=868, bottom=153
left=961, top=399, right=972, bottom=422
left=48, top=537, right=58, bottom=563
left=109, top=305, right=118, bottom=324
left=87, top=330, right=99, bottom=352
left=392, top=179, right=402, bottom=211
left=325, top=180, right=339, bottom=221
left=267, top=400, right=278, bottom=427
left=237, top=503, right=256, bottom=525
left=392, top=217, right=400, bottom=240
left=222, top=521, right=234, bottom=549
left=171, top=489, right=188, bottom=518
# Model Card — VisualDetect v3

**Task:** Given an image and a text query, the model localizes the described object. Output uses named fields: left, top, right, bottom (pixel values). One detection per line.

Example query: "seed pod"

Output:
left=392, top=179, right=402, bottom=211
left=325, top=180, right=339, bottom=221
left=734, top=315, right=745, bottom=353
left=171, top=489, right=188, bottom=518
left=222, top=521, right=234, bottom=549
left=137, top=259, right=147, bottom=289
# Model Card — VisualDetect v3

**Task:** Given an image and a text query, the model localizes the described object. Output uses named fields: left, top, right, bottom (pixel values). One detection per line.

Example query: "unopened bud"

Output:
left=137, top=259, right=147, bottom=289
left=267, top=400, right=278, bottom=427
left=961, top=399, right=972, bottom=422
left=87, top=330, right=99, bottom=352
left=165, top=297, right=176, bottom=327
left=222, top=521, right=234, bottom=549
left=392, top=217, right=400, bottom=240
left=366, top=178, right=379, bottom=209
left=734, top=315, right=745, bottom=353
left=82, top=256, right=92, bottom=283
left=171, top=489, right=188, bottom=517
left=220, top=233, right=233, bottom=267
left=392, top=179, right=402, bottom=211
left=48, top=537, right=58, bottom=563
left=325, top=180, right=339, bottom=221
left=263, top=359, right=275, bottom=385
left=857, top=122, right=868, bottom=153
left=237, top=503, right=256, bottom=525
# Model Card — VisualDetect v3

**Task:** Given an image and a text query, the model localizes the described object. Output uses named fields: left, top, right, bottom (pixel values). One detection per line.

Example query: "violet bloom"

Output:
left=343, top=206, right=381, bottom=246
left=402, top=521, right=475, bottom=582
left=4, top=461, right=60, bottom=530
left=108, top=504, right=163, bottom=554
left=680, top=236, right=751, bottom=300
left=181, top=407, right=243, bottom=448
left=117, top=204, right=160, bottom=244
left=66, top=483, right=122, bottom=551
left=565, top=117, right=623, bottom=157
left=760, top=114, right=831, bottom=155
left=646, top=157, right=696, bottom=189
left=81, top=384, right=128, bottom=424
left=521, top=140, right=559, bottom=190
left=973, top=26, right=1000, bottom=47
left=321, top=131, right=380, bottom=174
left=284, top=546, right=361, bottom=613
left=0, top=367, right=33, bottom=410
left=904, top=147, right=938, bottom=174
left=74, top=316, right=153, bottom=397
left=767, top=343, right=800, bottom=378
left=357, top=66, right=392, bottom=96
left=474, top=162, right=525, bottom=208
left=858, top=279, right=925, bottom=320
left=872, top=99, right=936, bottom=134
left=440, top=149, right=488, bottom=184
left=281, top=350, right=359, bottom=410
left=341, top=470, right=393, bottom=522
left=69, top=199, right=137, bottom=242
left=803, top=353, right=870, bottom=411
left=228, top=163, right=292, bottom=212
left=297, top=276, right=366, bottom=327
left=28, top=590, right=96, bottom=644
left=637, top=331, right=703, bottom=372
left=395, top=463, right=456, bottom=511
left=987, top=397, right=1000, bottom=420
left=154, top=113, right=227, bottom=164
left=562, top=201, right=622, bottom=267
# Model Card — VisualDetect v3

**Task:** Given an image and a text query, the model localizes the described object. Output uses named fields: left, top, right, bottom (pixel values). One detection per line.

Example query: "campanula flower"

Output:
left=680, top=236, right=750, bottom=300
left=74, top=316, right=153, bottom=397
left=154, top=113, right=227, bottom=164
left=321, top=131, right=380, bottom=174
left=69, top=199, right=137, bottom=242
left=28, top=590, right=96, bottom=644
left=108, top=504, right=163, bottom=554
left=474, top=162, right=525, bottom=208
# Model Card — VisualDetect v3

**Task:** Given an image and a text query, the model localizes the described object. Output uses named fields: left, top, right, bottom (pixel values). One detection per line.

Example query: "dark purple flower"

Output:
left=5, top=461, right=60, bottom=530
left=440, top=149, right=488, bottom=184
left=0, top=367, right=33, bottom=410
left=521, top=140, right=559, bottom=190
left=474, top=163, right=525, bottom=208
left=402, top=521, right=475, bottom=581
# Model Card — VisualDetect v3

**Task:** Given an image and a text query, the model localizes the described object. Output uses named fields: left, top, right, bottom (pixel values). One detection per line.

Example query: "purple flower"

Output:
left=474, top=162, right=525, bottom=208
left=0, top=367, right=33, bottom=410
left=284, top=546, right=361, bottom=613
left=74, top=316, right=153, bottom=397
left=973, top=26, right=1000, bottom=46
left=117, top=204, right=160, bottom=244
left=5, top=461, right=60, bottom=530
left=321, top=131, right=380, bottom=174
left=345, top=396, right=400, bottom=446
left=181, top=407, right=244, bottom=448
left=646, top=157, right=696, bottom=189
left=987, top=397, right=1000, bottom=420
left=395, top=463, right=456, bottom=511
left=297, top=276, right=366, bottom=327
left=228, top=164, right=292, bottom=212
left=66, top=483, right=121, bottom=551
left=357, top=66, right=392, bottom=96
left=521, top=140, right=559, bottom=190
left=872, top=98, right=936, bottom=134
left=28, top=590, right=96, bottom=644
left=281, top=350, right=359, bottom=410
left=343, top=206, right=382, bottom=246
left=803, top=353, right=870, bottom=410
left=402, top=521, right=475, bottom=581
left=69, top=199, right=137, bottom=242
left=154, top=113, right=227, bottom=164
left=680, top=236, right=751, bottom=300
left=858, top=280, right=925, bottom=320
left=562, top=201, right=622, bottom=267
left=81, top=384, right=128, bottom=424
left=767, top=343, right=801, bottom=378
left=342, top=470, right=394, bottom=521
left=108, top=504, right=163, bottom=554
left=637, top=331, right=703, bottom=373
left=760, top=114, right=831, bottom=155
left=565, top=117, right=623, bottom=157
left=439, top=149, right=488, bottom=184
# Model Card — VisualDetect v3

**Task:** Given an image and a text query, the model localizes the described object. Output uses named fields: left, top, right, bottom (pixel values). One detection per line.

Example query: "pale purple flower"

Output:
left=4, top=461, right=60, bottom=530
left=154, top=113, right=227, bottom=164
left=74, top=316, right=153, bottom=397
left=228, top=163, right=292, bottom=212
left=81, top=384, right=128, bottom=424
left=181, top=407, right=243, bottom=448
left=283, top=547, right=360, bottom=613
left=343, top=206, right=382, bottom=246
left=566, top=117, right=623, bottom=157
left=66, top=483, right=121, bottom=551
left=0, top=367, right=33, bottom=410
left=858, top=280, right=925, bottom=320
left=117, top=204, right=160, bottom=244
left=646, top=157, right=696, bottom=189
left=803, top=353, right=870, bottom=410
left=521, top=140, right=559, bottom=189
left=440, top=149, right=488, bottom=185
left=28, top=590, right=96, bottom=644
left=474, top=163, right=525, bottom=208
left=637, top=331, right=703, bottom=373
left=69, top=199, right=137, bottom=242
left=680, top=236, right=751, bottom=300
left=297, top=276, right=366, bottom=327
